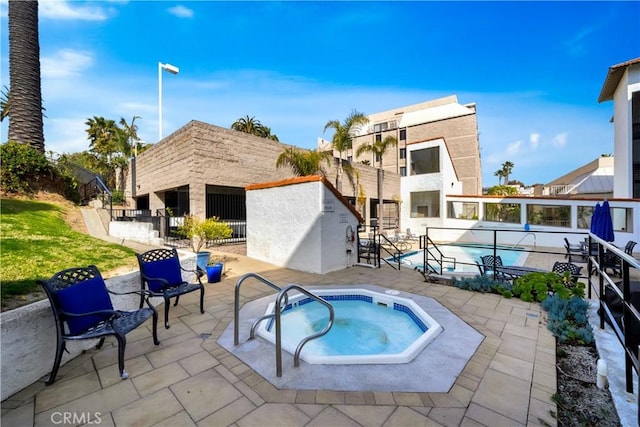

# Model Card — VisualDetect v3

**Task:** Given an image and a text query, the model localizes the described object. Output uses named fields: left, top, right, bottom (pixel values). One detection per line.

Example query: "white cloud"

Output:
left=168, top=5, right=194, bottom=19
left=39, top=0, right=111, bottom=21
left=552, top=132, right=568, bottom=147
left=529, top=133, right=540, bottom=149
left=41, top=49, right=93, bottom=79
left=507, top=140, right=523, bottom=155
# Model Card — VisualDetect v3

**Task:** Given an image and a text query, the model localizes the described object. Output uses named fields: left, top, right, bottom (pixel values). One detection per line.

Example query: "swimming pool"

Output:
left=394, top=243, right=528, bottom=273
left=256, top=288, right=442, bottom=364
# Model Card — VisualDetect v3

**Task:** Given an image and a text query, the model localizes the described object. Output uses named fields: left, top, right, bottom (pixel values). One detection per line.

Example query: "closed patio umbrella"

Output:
left=590, top=203, right=601, bottom=234
left=594, top=200, right=615, bottom=242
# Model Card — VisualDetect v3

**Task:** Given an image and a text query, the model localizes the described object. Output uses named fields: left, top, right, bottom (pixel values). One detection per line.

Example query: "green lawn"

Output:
left=1, top=198, right=136, bottom=305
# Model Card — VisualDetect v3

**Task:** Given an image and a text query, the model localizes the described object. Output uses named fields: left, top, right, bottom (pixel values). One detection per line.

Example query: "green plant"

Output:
left=176, top=215, right=233, bottom=253
left=452, top=275, right=514, bottom=297
left=541, top=294, right=593, bottom=344
left=1, top=141, right=51, bottom=194
left=513, top=271, right=586, bottom=303
left=1, top=198, right=135, bottom=307
left=111, top=190, right=125, bottom=205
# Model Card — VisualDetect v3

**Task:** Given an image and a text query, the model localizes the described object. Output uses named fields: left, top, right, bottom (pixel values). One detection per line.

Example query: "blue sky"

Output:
left=1, top=1, right=639, bottom=186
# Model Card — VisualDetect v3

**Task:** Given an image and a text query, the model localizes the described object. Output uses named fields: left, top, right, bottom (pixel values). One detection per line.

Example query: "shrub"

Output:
left=176, top=215, right=233, bottom=253
left=512, top=271, right=585, bottom=303
left=452, top=275, right=514, bottom=297
left=542, top=294, right=593, bottom=344
left=1, top=141, right=51, bottom=194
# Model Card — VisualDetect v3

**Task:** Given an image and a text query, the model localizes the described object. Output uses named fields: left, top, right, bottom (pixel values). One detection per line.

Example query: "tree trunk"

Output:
left=8, top=0, right=45, bottom=153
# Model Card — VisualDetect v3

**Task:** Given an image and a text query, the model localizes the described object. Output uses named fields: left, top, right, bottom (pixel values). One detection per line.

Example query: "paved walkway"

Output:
left=1, top=251, right=558, bottom=426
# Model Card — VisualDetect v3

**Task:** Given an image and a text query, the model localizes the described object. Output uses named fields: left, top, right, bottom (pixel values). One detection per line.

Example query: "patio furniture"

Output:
left=405, top=228, right=419, bottom=241
left=136, top=248, right=205, bottom=329
left=495, top=265, right=546, bottom=280
left=564, top=238, right=585, bottom=262
left=480, top=255, right=508, bottom=281
left=38, top=265, right=159, bottom=385
left=551, top=261, right=583, bottom=282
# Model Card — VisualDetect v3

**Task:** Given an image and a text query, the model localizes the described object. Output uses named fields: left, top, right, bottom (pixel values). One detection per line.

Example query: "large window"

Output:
left=484, top=203, right=520, bottom=224
left=373, top=122, right=388, bottom=133
left=578, top=205, right=633, bottom=232
left=411, top=191, right=440, bottom=218
left=410, top=147, right=439, bottom=175
left=447, top=201, right=479, bottom=219
left=526, top=204, right=570, bottom=227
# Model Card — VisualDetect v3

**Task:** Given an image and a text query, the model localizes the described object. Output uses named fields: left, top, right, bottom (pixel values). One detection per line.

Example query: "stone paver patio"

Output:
left=1, top=253, right=557, bottom=426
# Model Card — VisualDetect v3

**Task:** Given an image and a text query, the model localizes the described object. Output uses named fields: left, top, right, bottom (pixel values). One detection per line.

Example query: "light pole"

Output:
left=158, top=62, right=179, bottom=140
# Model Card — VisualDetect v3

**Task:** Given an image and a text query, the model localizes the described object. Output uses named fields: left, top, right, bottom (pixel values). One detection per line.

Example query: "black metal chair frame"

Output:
left=136, top=248, right=205, bottom=329
left=552, top=261, right=583, bottom=282
left=564, top=237, right=585, bottom=263
left=480, top=255, right=509, bottom=281
left=39, top=265, right=159, bottom=385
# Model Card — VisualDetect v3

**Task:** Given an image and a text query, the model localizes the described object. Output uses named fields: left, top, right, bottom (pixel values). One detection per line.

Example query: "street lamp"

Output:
left=158, top=62, right=179, bottom=140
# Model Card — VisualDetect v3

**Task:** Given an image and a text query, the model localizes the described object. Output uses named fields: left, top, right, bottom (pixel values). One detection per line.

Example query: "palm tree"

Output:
left=119, top=116, right=141, bottom=158
left=494, top=169, right=505, bottom=185
left=323, top=110, right=369, bottom=192
left=260, top=126, right=279, bottom=141
left=231, top=115, right=263, bottom=135
left=1, top=86, right=9, bottom=122
left=276, top=147, right=330, bottom=177
left=85, top=116, right=124, bottom=188
left=8, top=0, right=45, bottom=153
left=501, top=161, right=514, bottom=184
left=356, top=135, right=398, bottom=227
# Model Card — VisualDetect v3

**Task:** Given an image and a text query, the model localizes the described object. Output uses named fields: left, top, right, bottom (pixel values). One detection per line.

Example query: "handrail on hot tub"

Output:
left=234, top=273, right=285, bottom=345
left=274, top=284, right=334, bottom=377
left=234, top=273, right=334, bottom=377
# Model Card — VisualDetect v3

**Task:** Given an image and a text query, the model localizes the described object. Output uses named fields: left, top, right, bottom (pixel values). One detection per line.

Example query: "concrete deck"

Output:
left=1, top=251, right=558, bottom=427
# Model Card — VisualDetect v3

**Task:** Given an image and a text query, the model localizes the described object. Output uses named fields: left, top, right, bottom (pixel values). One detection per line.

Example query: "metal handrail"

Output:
left=420, top=235, right=456, bottom=275
left=234, top=273, right=283, bottom=346
left=274, top=285, right=334, bottom=377
left=378, top=234, right=405, bottom=270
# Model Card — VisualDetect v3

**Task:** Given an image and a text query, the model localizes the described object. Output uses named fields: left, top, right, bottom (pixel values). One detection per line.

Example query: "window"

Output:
left=400, top=166, right=406, bottom=176
left=399, top=148, right=406, bottom=159
left=484, top=203, right=521, bottom=224
left=526, top=204, right=570, bottom=227
left=373, top=122, right=388, bottom=133
left=410, top=191, right=440, bottom=218
left=399, top=129, right=406, bottom=140
left=410, top=147, right=439, bottom=175
left=347, top=155, right=352, bottom=161
left=579, top=205, right=634, bottom=232
left=375, top=134, right=382, bottom=142
left=447, top=201, right=479, bottom=219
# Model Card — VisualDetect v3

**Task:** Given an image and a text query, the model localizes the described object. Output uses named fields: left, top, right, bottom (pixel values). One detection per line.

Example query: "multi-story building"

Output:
left=321, top=95, right=482, bottom=231
left=598, top=57, right=640, bottom=198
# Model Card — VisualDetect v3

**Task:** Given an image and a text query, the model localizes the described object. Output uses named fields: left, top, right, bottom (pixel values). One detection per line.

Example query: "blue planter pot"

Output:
left=196, top=252, right=211, bottom=270
left=206, top=263, right=223, bottom=283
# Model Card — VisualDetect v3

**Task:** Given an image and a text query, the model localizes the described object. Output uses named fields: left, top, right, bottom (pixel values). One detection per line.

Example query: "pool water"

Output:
left=394, top=243, right=528, bottom=273
left=257, top=289, right=442, bottom=364
left=277, top=300, right=424, bottom=356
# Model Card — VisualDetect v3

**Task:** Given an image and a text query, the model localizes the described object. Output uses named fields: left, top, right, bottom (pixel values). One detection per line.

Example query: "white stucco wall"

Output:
left=109, top=221, right=161, bottom=245
left=400, top=138, right=460, bottom=234
left=0, top=253, right=198, bottom=401
left=246, top=179, right=360, bottom=274
left=613, top=63, right=640, bottom=198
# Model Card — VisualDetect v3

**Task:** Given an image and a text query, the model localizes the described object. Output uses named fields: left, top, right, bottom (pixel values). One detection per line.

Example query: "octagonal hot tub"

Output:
left=255, top=288, right=443, bottom=364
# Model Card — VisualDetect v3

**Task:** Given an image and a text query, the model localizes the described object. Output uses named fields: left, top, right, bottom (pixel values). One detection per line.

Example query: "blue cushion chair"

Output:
left=39, top=265, right=159, bottom=385
left=136, top=248, right=205, bottom=329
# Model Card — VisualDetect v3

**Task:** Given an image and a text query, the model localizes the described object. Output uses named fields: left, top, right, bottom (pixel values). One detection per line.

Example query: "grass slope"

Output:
left=1, top=198, right=136, bottom=304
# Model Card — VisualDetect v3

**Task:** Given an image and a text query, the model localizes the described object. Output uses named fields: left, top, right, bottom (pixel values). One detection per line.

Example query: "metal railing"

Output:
left=587, top=235, right=640, bottom=422
left=233, top=273, right=334, bottom=377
